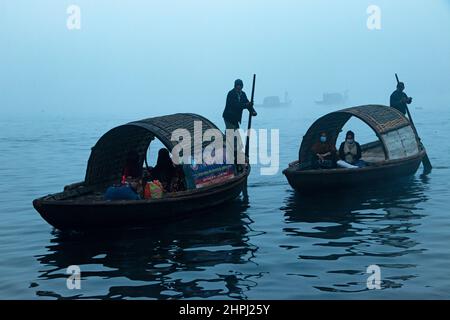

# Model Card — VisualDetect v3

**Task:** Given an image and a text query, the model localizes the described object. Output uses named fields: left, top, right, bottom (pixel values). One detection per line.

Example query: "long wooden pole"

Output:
left=395, top=73, right=432, bottom=174
left=245, top=74, right=256, bottom=161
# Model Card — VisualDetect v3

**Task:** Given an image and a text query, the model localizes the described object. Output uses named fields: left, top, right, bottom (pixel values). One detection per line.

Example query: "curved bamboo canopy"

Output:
left=298, top=105, right=421, bottom=162
left=84, top=113, right=224, bottom=187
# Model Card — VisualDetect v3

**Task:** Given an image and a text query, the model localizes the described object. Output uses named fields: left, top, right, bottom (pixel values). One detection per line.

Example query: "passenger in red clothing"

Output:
left=311, top=132, right=337, bottom=169
left=122, top=151, right=143, bottom=180
left=149, top=148, right=186, bottom=193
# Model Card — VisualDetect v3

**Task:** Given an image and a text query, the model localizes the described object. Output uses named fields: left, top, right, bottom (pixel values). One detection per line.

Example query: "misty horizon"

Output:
left=1, top=0, right=450, bottom=121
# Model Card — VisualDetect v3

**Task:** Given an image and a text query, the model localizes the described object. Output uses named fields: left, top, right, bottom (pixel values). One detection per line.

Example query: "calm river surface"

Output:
left=2, top=0, right=450, bottom=300
left=1, top=103, right=449, bottom=299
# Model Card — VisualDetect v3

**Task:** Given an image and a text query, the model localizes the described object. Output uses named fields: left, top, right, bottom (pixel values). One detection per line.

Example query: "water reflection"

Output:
left=34, top=198, right=260, bottom=300
left=281, top=176, right=429, bottom=293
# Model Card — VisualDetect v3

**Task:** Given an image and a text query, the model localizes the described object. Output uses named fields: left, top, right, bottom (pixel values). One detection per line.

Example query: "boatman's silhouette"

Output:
left=222, top=79, right=257, bottom=165
left=223, top=79, right=257, bottom=131
left=390, top=81, right=412, bottom=116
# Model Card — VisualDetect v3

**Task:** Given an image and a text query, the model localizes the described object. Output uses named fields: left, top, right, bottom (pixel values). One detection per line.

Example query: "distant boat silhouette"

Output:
left=315, top=90, right=349, bottom=106
left=256, top=92, right=292, bottom=108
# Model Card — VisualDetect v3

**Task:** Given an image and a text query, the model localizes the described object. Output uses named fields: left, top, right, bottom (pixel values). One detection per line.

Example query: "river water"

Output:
left=1, top=102, right=449, bottom=299
left=2, top=0, right=450, bottom=300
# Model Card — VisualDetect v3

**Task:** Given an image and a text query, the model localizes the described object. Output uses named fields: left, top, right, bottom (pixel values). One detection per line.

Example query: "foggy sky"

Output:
left=1, top=0, right=449, bottom=120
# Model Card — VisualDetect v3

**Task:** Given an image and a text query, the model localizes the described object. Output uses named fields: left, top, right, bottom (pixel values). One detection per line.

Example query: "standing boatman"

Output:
left=390, top=81, right=413, bottom=116
left=223, top=79, right=257, bottom=131
left=222, top=79, right=257, bottom=166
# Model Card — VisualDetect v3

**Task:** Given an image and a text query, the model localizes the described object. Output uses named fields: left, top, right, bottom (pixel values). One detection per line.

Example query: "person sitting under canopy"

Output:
left=122, top=150, right=144, bottom=195
left=122, top=151, right=143, bottom=180
left=105, top=151, right=143, bottom=201
left=149, top=148, right=185, bottom=193
left=311, top=131, right=337, bottom=169
left=337, top=130, right=366, bottom=168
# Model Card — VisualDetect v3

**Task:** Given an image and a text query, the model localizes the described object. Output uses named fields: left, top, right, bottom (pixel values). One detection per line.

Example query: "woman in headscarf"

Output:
left=150, top=148, right=185, bottom=192
left=338, top=130, right=364, bottom=167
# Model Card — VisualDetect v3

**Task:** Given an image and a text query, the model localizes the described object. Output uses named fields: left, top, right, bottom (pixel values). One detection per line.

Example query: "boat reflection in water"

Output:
left=280, top=176, right=429, bottom=294
left=34, top=198, right=261, bottom=300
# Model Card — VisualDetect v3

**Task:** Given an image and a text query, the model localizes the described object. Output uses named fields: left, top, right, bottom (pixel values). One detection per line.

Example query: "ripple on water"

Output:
left=2, top=108, right=450, bottom=299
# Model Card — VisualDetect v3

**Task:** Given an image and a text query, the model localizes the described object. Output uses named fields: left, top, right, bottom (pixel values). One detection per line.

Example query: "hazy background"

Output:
left=1, top=0, right=450, bottom=122
left=1, top=1, right=450, bottom=299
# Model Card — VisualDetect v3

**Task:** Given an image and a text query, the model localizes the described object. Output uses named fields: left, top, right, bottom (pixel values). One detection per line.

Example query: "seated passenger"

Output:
left=338, top=130, right=366, bottom=168
left=311, top=132, right=337, bottom=169
left=105, top=151, right=142, bottom=200
left=121, top=151, right=144, bottom=194
left=122, top=151, right=143, bottom=179
left=150, top=148, right=185, bottom=192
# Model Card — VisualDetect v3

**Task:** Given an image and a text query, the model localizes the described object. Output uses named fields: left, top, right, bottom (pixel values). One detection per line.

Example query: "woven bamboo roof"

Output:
left=84, top=113, right=223, bottom=187
left=298, top=105, right=414, bottom=162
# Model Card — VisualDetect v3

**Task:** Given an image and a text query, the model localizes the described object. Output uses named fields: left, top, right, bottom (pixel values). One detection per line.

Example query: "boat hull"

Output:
left=282, top=152, right=424, bottom=192
left=33, top=170, right=249, bottom=231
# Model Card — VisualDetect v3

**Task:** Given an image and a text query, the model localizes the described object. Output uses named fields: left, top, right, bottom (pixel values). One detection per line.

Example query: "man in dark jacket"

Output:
left=223, top=79, right=257, bottom=130
left=390, top=82, right=412, bottom=115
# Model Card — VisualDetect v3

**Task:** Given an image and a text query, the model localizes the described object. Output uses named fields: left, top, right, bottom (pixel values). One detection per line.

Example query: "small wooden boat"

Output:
left=315, top=91, right=349, bottom=106
left=33, top=113, right=250, bottom=231
left=255, top=92, right=292, bottom=108
left=283, top=105, right=426, bottom=192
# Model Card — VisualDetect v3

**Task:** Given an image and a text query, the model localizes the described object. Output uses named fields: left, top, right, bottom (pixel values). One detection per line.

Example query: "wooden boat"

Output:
left=255, top=92, right=292, bottom=108
left=315, top=91, right=349, bottom=106
left=33, top=113, right=250, bottom=231
left=283, top=105, right=426, bottom=192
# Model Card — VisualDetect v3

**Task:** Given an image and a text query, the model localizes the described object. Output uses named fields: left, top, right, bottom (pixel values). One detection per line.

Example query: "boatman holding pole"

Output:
left=392, top=73, right=432, bottom=174
left=223, top=79, right=257, bottom=131
left=222, top=78, right=257, bottom=165
left=390, top=80, right=412, bottom=116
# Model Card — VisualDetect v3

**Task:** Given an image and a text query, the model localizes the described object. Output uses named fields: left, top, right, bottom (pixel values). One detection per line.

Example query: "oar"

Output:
left=244, top=74, right=256, bottom=161
left=395, top=73, right=432, bottom=174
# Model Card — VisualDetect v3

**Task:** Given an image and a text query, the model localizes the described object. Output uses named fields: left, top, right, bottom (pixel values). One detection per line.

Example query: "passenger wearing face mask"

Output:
left=311, top=131, right=337, bottom=169
left=338, top=130, right=364, bottom=167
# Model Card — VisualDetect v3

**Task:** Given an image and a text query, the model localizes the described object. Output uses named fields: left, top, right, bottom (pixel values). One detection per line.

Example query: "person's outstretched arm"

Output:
left=242, top=92, right=257, bottom=115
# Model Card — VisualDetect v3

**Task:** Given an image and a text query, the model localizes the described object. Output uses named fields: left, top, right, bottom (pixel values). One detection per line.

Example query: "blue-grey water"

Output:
left=1, top=103, right=449, bottom=299
left=1, top=0, right=450, bottom=299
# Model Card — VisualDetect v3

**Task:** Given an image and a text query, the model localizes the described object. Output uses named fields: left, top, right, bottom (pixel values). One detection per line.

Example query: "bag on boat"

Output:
left=144, top=180, right=164, bottom=199
left=104, top=184, right=141, bottom=201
